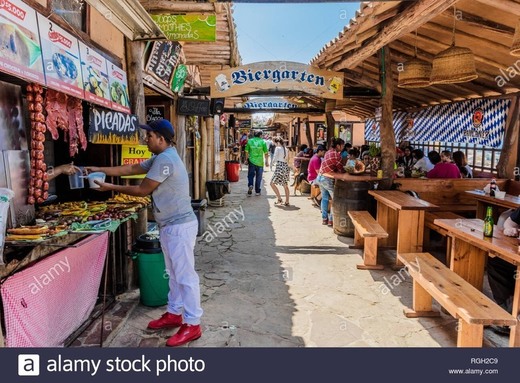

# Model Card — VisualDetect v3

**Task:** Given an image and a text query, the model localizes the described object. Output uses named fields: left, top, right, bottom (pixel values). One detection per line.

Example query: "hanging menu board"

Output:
left=89, top=106, right=138, bottom=145
left=37, top=14, right=84, bottom=99
left=79, top=42, right=110, bottom=108
left=108, top=63, right=131, bottom=114
left=0, top=0, right=45, bottom=84
left=145, top=41, right=181, bottom=87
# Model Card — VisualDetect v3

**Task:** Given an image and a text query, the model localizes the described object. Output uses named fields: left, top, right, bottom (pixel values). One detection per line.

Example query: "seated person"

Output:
left=411, top=149, right=434, bottom=173
left=487, top=208, right=520, bottom=333
left=293, top=144, right=308, bottom=172
left=426, top=150, right=461, bottom=178
left=453, top=150, right=473, bottom=178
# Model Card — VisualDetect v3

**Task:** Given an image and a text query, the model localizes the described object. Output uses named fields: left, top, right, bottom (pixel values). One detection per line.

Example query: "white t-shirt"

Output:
left=272, top=146, right=287, bottom=163
left=413, top=157, right=434, bottom=172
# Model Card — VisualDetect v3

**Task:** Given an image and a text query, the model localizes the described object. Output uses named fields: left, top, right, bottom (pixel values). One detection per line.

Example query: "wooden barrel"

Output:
left=332, top=180, right=373, bottom=237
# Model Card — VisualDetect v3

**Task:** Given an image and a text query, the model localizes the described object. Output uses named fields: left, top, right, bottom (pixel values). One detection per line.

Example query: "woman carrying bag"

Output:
left=270, top=137, right=291, bottom=206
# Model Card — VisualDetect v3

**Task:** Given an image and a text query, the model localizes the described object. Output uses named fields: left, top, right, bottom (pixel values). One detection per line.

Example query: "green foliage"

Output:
left=369, top=143, right=381, bottom=157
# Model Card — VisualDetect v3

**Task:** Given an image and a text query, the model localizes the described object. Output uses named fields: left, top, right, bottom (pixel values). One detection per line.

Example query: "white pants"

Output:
left=160, top=219, right=202, bottom=325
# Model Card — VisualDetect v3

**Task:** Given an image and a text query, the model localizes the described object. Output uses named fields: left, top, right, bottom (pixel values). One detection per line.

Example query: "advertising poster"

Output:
left=151, top=13, right=216, bottom=42
left=79, top=42, right=110, bottom=108
left=37, top=14, right=84, bottom=99
left=88, top=106, right=138, bottom=145
left=108, top=62, right=131, bottom=114
left=0, top=0, right=45, bottom=84
left=144, top=40, right=182, bottom=87
left=121, top=145, right=152, bottom=179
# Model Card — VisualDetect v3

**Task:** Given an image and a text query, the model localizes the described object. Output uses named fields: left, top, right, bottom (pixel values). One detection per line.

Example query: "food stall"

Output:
left=0, top=0, right=148, bottom=347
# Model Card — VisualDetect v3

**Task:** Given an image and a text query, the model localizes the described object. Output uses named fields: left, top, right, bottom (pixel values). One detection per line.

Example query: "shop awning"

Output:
left=84, top=0, right=166, bottom=41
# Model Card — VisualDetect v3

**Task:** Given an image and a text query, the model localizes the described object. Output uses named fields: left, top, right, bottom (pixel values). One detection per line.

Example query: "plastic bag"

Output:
left=0, top=188, right=15, bottom=265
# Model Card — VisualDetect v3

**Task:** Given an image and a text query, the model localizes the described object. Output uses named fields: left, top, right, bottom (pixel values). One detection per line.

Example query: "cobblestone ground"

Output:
left=73, top=167, right=508, bottom=348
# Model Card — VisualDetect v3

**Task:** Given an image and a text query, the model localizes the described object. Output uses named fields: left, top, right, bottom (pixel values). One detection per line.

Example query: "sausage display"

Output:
left=27, top=83, right=47, bottom=205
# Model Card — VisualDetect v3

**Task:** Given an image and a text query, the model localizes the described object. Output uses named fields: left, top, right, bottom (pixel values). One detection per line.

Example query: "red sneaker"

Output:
left=147, top=312, right=183, bottom=330
left=166, top=324, right=202, bottom=347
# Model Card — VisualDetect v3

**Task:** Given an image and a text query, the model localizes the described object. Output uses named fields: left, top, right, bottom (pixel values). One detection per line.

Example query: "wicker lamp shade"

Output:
left=430, top=45, right=478, bottom=84
left=510, top=20, right=520, bottom=56
left=398, top=58, right=432, bottom=88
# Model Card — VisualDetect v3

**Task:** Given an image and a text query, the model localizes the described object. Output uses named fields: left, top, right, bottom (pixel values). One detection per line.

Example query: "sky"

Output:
left=233, top=2, right=361, bottom=64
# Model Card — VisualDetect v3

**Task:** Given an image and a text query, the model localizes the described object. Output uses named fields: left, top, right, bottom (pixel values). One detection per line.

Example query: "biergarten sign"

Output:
left=238, top=97, right=305, bottom=110
left=210, top=62, right=344, bottom=100
left=151, top=14, right=217, bottom=42
left=89, top=106, right=139, bottom=145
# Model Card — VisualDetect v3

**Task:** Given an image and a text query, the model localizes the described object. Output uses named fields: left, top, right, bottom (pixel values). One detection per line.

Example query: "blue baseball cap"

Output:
left=140, top=119, right=175, bottom=141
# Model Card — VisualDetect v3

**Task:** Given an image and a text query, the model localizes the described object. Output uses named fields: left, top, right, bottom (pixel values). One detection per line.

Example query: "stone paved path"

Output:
left=73, top=167, right=507, bottom=348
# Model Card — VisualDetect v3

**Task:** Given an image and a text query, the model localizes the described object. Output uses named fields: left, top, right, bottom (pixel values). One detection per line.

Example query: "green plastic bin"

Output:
left=133, top=234, right=169, bottom=307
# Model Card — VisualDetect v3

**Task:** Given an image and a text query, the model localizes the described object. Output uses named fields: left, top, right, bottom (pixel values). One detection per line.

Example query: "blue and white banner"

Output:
left=365, top=98, right=511, bottom=148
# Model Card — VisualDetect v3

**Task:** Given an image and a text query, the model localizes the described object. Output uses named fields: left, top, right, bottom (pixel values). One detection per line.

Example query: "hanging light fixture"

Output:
left=510, top=20, right=520, bottom=56
left=430, top=6, right=478, bottom=85
left=398, top=30, right=432, bottom=88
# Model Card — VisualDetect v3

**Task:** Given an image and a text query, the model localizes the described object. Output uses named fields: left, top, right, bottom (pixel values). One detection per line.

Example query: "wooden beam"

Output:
left=140, top=1, right=216, bottom=12
left=473, top=0, right=520, bottom=15
left=335, top=0, right=460, bottom=70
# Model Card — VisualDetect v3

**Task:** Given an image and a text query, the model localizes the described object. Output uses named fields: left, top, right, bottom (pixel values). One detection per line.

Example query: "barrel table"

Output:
left=323, top=173, right=383, bottom=237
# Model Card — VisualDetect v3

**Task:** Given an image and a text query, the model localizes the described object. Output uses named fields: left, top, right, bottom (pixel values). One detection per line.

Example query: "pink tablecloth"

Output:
left=1, top=232, right=109, bottom=347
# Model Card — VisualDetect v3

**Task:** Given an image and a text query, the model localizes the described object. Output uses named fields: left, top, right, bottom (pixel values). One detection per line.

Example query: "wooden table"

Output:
left=466, top=190, right=520, bottom=219
left=368, top=190, right=438, bottom=266
left=434, top=218, right=520, bottom=347
left=323, top=172, right=382, bottom=182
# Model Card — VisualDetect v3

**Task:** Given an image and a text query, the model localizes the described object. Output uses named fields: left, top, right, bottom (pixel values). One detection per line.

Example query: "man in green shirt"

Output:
left=245, top=130, right=269, bottom=196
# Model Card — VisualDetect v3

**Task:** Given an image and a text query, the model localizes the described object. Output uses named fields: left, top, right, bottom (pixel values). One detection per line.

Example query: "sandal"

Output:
left=274, top=199, right=283, bottom=205
left=284, top=202, right=290, bottom=206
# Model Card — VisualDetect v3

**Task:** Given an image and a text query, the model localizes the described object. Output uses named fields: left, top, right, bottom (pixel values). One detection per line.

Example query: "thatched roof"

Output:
left=311, top=0, right=520, bottom=119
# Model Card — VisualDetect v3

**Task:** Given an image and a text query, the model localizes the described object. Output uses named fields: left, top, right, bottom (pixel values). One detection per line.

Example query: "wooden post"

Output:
left=200, top=118, right=208, bottom=200
left=125, top=39, right=146, bottom=123
left=325, top=112, right=335, bottom=148
left=304, top=118, right=313, bottom=148
left=497, top=96, right=519, bottom=178
left=379, top=46, right=396, bottom=190
left=207, top=116, right=215, bottom=182
left=125, top=38, right=147, bottom=288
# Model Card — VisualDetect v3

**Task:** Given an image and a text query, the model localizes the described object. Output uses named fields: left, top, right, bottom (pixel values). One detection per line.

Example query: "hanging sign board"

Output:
left=79, top=42, right=110, bottom=108
left=88, top=106, right=139, bottom=145
left=144, top=41, right=182, bottom=87
left=121, top=145, right=152, bottom=179
left=238, top=97, right=308, bottom=110
left=210, top=61, right=344, bottom=100
left=177, top=97, right=210, bottom=116
left=151, top=14, right=216, bottom=42
left=171, top=64, right=188, bottom=93
left=108, top=63, right=131, bottom=114
left=38, top=14, right=84, bottom=99
left=145, top=105, right=165, bottom=122
left=0, top=0, right=45, bottom=84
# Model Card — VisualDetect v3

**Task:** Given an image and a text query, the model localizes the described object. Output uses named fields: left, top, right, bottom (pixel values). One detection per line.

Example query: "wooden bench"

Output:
left=348, top=211, right=388, bottom=270
left=394, top=178, right=509, bottom=213
left=398, top=252, right=517, bottom=347
left=424, top=211, right=464, bottom=266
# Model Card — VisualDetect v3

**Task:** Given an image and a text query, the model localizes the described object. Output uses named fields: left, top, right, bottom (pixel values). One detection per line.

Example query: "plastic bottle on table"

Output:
left=490, top=178, right=497, bottom=197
